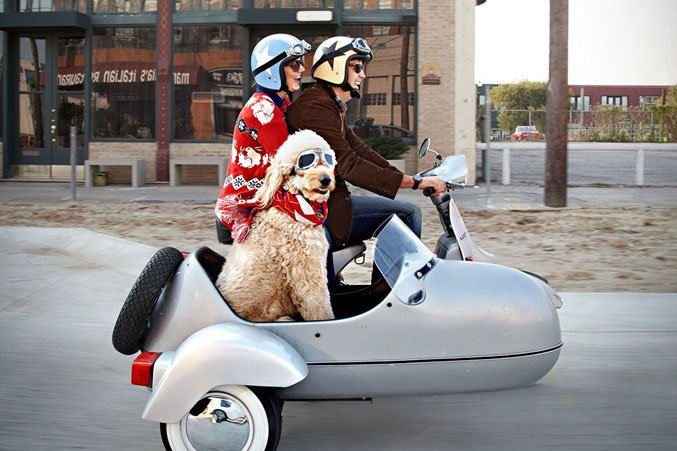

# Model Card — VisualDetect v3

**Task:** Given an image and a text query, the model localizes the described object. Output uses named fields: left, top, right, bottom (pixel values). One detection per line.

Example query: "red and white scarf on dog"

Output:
left=219, top=189, right=328, bottom=244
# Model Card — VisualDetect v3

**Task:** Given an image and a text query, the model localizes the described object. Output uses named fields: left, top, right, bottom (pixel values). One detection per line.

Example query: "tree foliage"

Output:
left=490, top=81, right=548, bottom=133
left=651, top=84, right=677, bottom=142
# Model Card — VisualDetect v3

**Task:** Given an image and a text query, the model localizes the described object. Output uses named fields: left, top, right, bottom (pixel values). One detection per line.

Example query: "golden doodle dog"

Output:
left=216, top=130, right=336, bottom=322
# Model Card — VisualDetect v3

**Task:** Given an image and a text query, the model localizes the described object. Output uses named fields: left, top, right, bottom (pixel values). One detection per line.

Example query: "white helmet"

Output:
left=311, top=36, right=373, bottom=98
left=251, top=33, right=311, bottom=91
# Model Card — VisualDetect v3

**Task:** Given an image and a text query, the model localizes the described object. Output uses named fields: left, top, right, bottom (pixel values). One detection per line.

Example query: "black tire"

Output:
left=256, top=388, right=283, bottom=451
left=160, top=387, right=283, bottom=451
left=112, top=247, right=184, bottom=355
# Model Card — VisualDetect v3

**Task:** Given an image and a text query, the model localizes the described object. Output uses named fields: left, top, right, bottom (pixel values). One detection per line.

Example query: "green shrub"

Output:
left=588, top=129, right=601, bottom=142
left=363, top=137, right=409, bottom=159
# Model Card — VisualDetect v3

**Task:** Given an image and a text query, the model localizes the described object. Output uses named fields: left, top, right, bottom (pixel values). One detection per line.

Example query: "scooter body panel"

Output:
left=258, top=259, right=562, bottom=398
left=143, top=251, right=240, bottom=352
left=142, top=323, right=308, bottom=423
left=277, top=346, right=561, bottom=399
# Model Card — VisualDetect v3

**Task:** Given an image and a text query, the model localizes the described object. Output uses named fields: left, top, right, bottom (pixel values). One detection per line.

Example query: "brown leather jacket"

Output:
left=286, top=82, right=404, bottom=247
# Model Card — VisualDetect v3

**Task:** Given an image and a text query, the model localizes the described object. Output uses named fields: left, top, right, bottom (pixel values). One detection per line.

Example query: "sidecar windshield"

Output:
left=373, top=216, right=436, bottom=302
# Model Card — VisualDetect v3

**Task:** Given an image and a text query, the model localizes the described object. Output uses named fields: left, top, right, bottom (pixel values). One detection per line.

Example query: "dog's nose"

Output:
left=320, top=175, right=332, bottom=187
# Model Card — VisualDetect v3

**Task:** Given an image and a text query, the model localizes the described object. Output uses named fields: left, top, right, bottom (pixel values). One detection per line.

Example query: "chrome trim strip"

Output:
left=306, top=343, right=564, bottom=366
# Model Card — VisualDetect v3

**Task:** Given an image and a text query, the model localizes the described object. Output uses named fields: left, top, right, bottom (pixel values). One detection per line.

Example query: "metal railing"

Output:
left=476, top=142, right=677, bottom=186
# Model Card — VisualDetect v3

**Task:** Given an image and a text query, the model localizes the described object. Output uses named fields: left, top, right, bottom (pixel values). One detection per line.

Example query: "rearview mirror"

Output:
left=418, top=138, right=430, bottom=158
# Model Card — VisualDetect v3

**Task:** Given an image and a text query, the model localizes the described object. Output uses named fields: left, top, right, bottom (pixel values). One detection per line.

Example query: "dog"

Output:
left=216, top=130, right=336, bottom=322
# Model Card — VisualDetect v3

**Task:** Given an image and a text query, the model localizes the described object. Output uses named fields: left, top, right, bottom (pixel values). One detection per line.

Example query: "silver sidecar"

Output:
left=140, top=215, right=562, bottom=425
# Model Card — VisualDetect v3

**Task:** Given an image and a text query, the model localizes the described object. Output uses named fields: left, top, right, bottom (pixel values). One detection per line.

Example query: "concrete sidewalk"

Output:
left=1, top=180, right=676, bottom=210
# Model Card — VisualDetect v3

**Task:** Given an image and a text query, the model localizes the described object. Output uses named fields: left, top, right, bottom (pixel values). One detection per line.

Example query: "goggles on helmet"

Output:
left=288, top=40, right=312, bottom=57
left=253, top=40, right=312, bottom=77
left=295, top=149, right=336, bottom=173
left=350, top=38, right=372, bottom=55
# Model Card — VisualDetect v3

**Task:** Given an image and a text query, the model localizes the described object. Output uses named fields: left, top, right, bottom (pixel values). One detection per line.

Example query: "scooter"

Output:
left=112, top=138, right=563, bottom=451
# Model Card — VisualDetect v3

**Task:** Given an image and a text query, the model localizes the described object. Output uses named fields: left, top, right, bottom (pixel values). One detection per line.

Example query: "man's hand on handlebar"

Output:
left=418, top=176, right=446, bottom=196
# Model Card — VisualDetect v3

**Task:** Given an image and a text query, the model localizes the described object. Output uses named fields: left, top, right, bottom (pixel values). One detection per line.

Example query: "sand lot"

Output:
left=1, top=202, right=675, bottom=292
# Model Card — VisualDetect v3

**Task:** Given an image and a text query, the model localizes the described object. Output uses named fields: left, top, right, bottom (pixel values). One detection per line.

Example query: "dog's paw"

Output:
left=275, top=316, right=296, bottom=322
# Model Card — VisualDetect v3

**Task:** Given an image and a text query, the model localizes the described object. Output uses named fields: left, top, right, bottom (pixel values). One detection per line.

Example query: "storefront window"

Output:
left=344, top=0, right=412, bottom=9
left=175, top=0, right=241, bottom=10
left=18, top=37, right=46, bottom=149
left=93, top=0, right=157, bottom=13
left=343, top=25, right=416, bottom=136
left=0, top=32, right=4, bottom=140
left=56, top=38, right=86, bottom=147
left=92, top=28, right=156, bottom=139
left=253, top=0, right=334, bottom=7
left=174, top=26, right=244, bottom=140
left=19, top=0, right=87, bottom=11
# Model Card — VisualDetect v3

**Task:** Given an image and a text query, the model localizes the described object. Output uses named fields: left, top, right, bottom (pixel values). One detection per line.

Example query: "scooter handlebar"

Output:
left=422, top=187, right=435, bottom=197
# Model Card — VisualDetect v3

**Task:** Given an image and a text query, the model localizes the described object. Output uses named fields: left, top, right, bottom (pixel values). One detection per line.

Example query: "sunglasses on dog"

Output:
left=286, top=58, right=305, bottom=72
left=295, top=149, right=336, bottom=172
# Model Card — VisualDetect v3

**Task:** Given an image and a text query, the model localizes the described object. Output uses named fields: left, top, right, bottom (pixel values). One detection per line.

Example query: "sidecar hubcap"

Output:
left=184, top=394, right=252, bottom=451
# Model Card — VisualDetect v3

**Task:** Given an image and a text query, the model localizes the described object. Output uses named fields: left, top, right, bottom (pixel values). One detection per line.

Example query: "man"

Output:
left=286, top=36, right=445, bottom=249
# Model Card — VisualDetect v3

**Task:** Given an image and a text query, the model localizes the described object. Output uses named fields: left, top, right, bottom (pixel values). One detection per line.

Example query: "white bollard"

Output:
left=636, top=149, right=644, bottom=186
left=502, top=147, right=510, bottom=185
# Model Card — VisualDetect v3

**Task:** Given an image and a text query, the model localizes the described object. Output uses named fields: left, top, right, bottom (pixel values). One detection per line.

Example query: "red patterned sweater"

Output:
left=215, top=91, right=290, bottom=230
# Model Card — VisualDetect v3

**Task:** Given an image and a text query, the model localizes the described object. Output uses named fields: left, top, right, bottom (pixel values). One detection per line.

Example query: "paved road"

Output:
left=1, top=227, right=676, bottom=450
left=476, top=149, right=677, bottom=186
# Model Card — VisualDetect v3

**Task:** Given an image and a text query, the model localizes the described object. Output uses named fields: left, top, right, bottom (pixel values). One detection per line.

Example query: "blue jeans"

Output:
left=347, top=195, right=422, bottom=243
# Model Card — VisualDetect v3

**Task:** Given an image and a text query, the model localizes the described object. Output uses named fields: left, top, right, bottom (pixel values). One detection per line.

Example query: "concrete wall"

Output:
left=418, top=0, right=476, bottom=183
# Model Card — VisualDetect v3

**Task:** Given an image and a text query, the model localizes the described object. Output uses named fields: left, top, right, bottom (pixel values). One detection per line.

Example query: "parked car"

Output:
left=351, top=119, right=416, bottom=146
left=511, top=125, right=543, bottom=141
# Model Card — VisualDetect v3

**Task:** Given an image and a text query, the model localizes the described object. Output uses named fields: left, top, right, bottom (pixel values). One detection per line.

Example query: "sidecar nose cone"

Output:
left=185, top=395, right=250, bottom=450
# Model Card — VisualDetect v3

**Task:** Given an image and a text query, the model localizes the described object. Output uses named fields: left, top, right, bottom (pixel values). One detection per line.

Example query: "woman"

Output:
left=216, top=34, right=311, bottom=242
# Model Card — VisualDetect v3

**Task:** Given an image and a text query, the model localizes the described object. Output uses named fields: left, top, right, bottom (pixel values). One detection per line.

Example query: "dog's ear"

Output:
left=253, top=163, right=285, bottom=207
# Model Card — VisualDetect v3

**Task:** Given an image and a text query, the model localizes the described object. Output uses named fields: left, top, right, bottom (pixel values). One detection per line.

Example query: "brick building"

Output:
left=0, top=0, right=481, bottom=184
left=568, top=85, right=670, bottom=111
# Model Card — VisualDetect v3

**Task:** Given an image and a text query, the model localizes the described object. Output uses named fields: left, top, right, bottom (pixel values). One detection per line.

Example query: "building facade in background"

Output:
left=0, top=1, right=479, bottom=183
left=477, top=83, right=672, bottom=141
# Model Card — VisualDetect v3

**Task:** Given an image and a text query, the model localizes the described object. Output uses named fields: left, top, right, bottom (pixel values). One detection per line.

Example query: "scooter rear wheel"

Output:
left=111, top=246, right=184, bottom=355
left=160, top=386, right=282, bottom=451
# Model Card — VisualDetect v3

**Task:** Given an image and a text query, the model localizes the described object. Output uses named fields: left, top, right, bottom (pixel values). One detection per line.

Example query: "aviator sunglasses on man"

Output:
left=348, top=62, right=366, bottom=74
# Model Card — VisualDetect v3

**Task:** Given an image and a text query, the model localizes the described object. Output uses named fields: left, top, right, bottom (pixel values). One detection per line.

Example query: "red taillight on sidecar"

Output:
left=131, top=352, right=162, bottom=387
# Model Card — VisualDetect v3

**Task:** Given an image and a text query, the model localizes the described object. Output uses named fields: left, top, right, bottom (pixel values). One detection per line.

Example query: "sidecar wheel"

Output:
left=160, top=386, right=282, bottom=451
left=112, top=246, right=184, bottom=355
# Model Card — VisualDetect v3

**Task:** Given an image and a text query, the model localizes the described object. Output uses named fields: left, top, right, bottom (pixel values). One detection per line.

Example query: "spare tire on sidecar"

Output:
left=112, top=247, right=184, bottom=355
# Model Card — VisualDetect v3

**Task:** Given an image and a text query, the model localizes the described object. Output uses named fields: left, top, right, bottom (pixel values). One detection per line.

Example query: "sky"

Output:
left=475, top=0, right=677, bottom=86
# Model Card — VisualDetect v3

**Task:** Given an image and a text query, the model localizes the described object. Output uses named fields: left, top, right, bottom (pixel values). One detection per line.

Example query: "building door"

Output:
left=14, top=34, right=85, bottom=179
